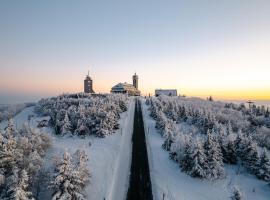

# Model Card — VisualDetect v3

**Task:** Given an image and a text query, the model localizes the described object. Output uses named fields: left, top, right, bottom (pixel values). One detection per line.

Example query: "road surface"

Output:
left=127, top=99, right=153, bottom=200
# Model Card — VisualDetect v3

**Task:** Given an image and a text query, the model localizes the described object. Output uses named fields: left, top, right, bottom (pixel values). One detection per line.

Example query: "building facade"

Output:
left=111, top=73, right=141, bottom=96
left=155, top=89, right=177, bottom=97
left=84, top=71, right=94, bottom=93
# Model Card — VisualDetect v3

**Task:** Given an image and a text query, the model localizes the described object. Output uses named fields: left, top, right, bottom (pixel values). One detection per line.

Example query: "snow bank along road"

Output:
left=127, top=99, right=153, bottom=200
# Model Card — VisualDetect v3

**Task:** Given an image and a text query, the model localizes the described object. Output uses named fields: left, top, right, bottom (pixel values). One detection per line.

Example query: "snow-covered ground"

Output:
left=3, top=97, right=269, bottom=200
left=0, top=99, right=135, bottom=200
left=0, top=106, right=35, bottom=129
left=141, top=99, right=270, bottom=200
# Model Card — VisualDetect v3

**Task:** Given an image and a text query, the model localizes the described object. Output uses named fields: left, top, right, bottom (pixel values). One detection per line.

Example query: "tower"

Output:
left=84, top=71, right=94, bottom=93
left=132, top=73, right=138, bottom=90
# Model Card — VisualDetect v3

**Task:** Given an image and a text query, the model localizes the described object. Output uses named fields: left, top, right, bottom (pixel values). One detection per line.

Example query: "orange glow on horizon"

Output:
left=1, top=82, right=269, bottom=101
left=1, top=68, right=269, bottom=101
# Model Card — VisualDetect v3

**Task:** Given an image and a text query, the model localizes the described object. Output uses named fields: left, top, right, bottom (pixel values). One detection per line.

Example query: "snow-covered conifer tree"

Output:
left=155, top=110, right=167, bottom=131
left=181, top=137, right=193, bottom=173
left=3, top=167, right=33, bottom=200
left=242, top=138, right=259, bottom=174
left=61, top=112, right=73, bottom=135
left=231, top=186, right=243, bottom=200
left=235, top=131, right=245, bottom=161
left=257, top=148, right=270, bottom=181
left=72, top=150, right=90, bottom=188
left=76, top=113, right=90, bottom=137
left=5, top=118, right=16, bottom=136
left=26, top=150, right=43, bottom=179
left=204, top=130, right=224, bottom=179
left=0, top=129, right=20, bottom=175
left=189, top=140, right=207, bottom=178
left=51, top=151, right=89, bottom=200
left=169, top=133, right=188, bottom=162
left=162, top=119, right=176, bottom=151
left=51, top=152, right=73, bottom=200
left=222, top=134, right=237, bottom=164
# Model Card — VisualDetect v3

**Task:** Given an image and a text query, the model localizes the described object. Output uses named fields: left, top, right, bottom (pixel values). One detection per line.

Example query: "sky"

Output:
left=0, top=0, right=270, bottom=104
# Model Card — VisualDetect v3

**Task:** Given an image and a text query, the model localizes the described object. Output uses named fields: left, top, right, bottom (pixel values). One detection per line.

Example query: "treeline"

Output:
left=146, top=96, right=270, bottom=181
left=35, top=93, right=129, bottom=137
left=225, top=102, right=270, bottom=149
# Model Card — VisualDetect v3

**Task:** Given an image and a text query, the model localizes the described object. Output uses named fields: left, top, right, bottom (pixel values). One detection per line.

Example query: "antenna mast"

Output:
left=247, top=100, right=254, bottom=108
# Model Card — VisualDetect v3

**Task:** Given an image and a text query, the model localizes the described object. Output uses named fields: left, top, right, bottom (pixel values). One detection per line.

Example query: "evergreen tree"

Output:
left=231, top=186, right=243, bottom=200
left=227, top=122, right=234, bottom=135
left=169, top=134, right=186, bottom=163
left=235, top=131, right=245, bottom=161
left=189, top=140, right=207, bottom=178
left=51, top=151, right=89, bottom=200
left=3, top=167, right=33, bottom=200
left=26, top=150, right=43, bottom=179
left=0, top=124, right=51, bottom=197
left=177, top=106, right=187, bottom=122
left=242, top=139, right=259, bottom=174
left=204, top=131, right=224, bottom=179
left=162, top=119, right=176, bottom=151
left=180, top=138, right=193, bottom=173
left=155, top=111, right=167, bottom=131
left=72, top=150, right=90, bottom=189
left=0, top=129, right=20, bottom=176
left=218, top=125, right=229, bottom=162
left=76, top=113, right=90, bottom=137
left=5, top=118, right=16, bottom=136
left=51, top=152, right=73, bottom=200
left=223, top=135, right=237, bottom=164
left=257, top=148, right=270, bottom=181
left=61, top=112, right=72, bottom=135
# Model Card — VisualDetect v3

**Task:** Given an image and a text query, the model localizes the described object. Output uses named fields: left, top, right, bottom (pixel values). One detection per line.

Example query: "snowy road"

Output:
left=127, top=99, right=153, bottom=200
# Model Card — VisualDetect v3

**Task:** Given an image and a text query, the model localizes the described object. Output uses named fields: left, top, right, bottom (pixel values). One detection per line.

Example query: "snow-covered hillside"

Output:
left=0, top=103, right=35, bottom=123
left=142, top=97, right=270, bottom=200
left=38, top=98, right=135, bottom=200
left=2, top=94, right=269, bottom=200
left=0, top=94, right=135, bottom=200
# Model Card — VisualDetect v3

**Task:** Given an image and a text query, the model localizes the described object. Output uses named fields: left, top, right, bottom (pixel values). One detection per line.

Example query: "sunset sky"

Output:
left=0, top=0, right=270, bottom=103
